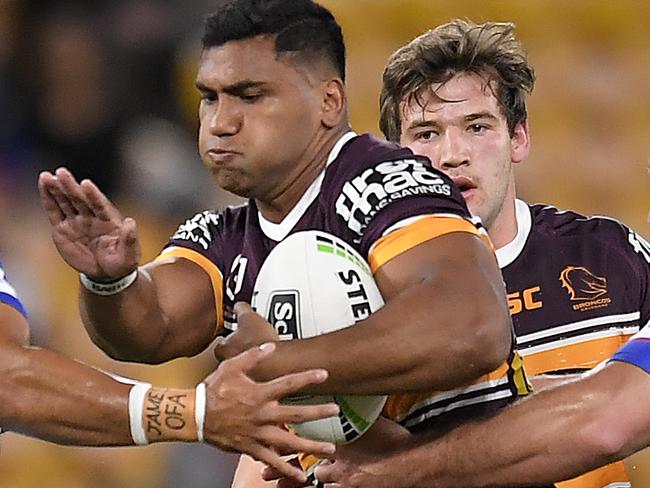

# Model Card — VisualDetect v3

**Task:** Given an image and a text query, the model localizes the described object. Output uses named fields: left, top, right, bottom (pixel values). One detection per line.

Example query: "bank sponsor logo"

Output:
left=335, top=159, right=452, bottom=237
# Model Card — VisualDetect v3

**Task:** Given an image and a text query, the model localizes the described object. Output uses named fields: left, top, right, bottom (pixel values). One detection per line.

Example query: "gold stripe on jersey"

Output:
left=521, top=334, right=634, bottom=376
left=384, top=361, right=515, bottom=429
left=557, top=461, right=629, bottom=488
left=511, top=350, right=533, bottom=396
left=155, top=247, right=224, bottom=332
left=368, top=215, right=489, bottom=273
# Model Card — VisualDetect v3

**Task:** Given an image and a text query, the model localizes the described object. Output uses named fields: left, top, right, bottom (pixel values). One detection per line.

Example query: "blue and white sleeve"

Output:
left=0, top=263, right=28, bottom=317
left=610, top=324, right=650, bottom=374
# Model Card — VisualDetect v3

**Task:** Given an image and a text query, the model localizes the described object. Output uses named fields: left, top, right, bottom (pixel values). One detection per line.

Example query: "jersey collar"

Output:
left=258, top=131, right=357, bottom=242
left=495, top=199, right=532, bottom=269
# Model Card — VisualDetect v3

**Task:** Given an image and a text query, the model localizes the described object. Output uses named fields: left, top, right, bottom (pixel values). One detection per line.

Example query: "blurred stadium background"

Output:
left=0, top=0, right=648, bottom=487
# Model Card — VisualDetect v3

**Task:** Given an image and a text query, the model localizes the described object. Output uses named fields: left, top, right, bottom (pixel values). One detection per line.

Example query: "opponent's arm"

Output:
left=217, top=230, right=512, bottom=394
left=316, top=361, right=650, bottom=487
left=39, top=167, right=216, bottom=363
left=0, top=303, right=337, bottom=481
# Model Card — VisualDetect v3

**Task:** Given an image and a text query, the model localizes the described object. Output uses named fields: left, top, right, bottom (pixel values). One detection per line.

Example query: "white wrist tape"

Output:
left=195, top=383, right=207, bottom=443
left=80, top=270, right=138, bottom=296
left=128, top=382, right=152, bottom=446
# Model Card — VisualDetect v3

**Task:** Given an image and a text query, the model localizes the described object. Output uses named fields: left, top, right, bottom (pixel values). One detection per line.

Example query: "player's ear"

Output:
left=320, top=78, right=346, bottom=128
left=511, top=119, right=530, bottom=164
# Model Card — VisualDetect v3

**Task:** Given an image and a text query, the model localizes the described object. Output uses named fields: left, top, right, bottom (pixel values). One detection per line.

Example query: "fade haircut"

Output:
left=202, top=0, right=346, bottom=81
left=380, top=19, right=535, bottom=141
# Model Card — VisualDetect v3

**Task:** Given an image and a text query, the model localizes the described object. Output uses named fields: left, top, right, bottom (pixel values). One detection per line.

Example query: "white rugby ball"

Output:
left=252, top=230, right=387, bottom=444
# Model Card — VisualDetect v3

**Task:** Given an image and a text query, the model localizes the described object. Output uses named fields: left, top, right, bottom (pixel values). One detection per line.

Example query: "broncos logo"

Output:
left=559, top=266, right=608, bottom=301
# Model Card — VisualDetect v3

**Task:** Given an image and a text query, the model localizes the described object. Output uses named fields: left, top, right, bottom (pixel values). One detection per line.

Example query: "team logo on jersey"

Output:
left=559, top=266, right=611, bottom=311
left=335, top=159, right=452, bottom=238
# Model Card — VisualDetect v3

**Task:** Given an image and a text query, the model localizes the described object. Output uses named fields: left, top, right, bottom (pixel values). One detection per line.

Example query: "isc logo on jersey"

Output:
left=336, top=159, right=451, bottom=235
left=252, top=230, right=386, bottom=444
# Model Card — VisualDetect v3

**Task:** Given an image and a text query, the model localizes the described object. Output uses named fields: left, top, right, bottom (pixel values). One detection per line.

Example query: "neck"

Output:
left=257, top=124, right=351, bottom=223
left=488, top=200, right=518, bottom=250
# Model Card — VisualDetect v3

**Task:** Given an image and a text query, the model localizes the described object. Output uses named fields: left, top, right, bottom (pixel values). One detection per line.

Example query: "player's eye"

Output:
left=416, top=130, right=438, bottom=141
left=469, top=123, right=488, bottom=134
left=241, top=93, right=262, bottom=103
left=200, top=92, right=217, bottom=104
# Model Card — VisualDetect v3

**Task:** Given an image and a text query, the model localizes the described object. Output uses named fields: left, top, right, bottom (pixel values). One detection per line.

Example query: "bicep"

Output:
left=374, top=231, right=505, bottom=304
left=144, top=257, right=219, bottom=356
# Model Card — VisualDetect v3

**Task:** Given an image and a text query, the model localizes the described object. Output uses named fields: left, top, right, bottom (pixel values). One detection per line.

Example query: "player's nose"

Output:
left=439, top=130, right=469, bottom=169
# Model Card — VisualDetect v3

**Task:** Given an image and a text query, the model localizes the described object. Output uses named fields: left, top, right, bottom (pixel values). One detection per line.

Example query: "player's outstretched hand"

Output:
left=38, top=167, right=140, bottom=281
left=203, top=343, right=338, bottom=483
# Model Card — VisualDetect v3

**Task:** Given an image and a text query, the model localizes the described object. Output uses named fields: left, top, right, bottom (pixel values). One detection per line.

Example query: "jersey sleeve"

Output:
left=331, top=151, right=490, bottom=270
left=609, top=226, right=650, bottom=373
left=0, top=262, right=28, bottom=317
left=155, top=210, right=226, bottom=331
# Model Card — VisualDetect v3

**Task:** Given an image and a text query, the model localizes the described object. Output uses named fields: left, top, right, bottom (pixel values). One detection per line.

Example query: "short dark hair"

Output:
left=202, top=0, right=346, bottom=80
left=380, top=19, right=535, bottom=141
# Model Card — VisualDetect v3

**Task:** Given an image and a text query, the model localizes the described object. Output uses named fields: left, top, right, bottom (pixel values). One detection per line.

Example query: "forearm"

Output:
left=386, top=365, right=647, bottom=487
left=80, top=268, right=171, bottom=362
left=0, top=342, right=132, bottom=445
left=0, top=341, right=206, bottom=446
left=262, top=278, right=509, bottom=395
left=81, top=259, right=217, bottom=363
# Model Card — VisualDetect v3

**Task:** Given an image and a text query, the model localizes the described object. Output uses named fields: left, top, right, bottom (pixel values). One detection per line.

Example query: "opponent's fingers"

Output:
left=277, top=478, right=312, bottom=488
left=313, top=462, right=338, bottom=484
left=251, top=446, right=308, bottom=484
left=261, top=369, right=330, bottom=401
left=80, top=177, right=123, bottom=222
left=209, top=342, right=276, bottom=380
left=257, top=426, right=336, bottom=458
left=38, top=172, right=65, bottom=224
left=260, top=401, right=339, bottom=426
left=261, top=464, right=288, bottom=481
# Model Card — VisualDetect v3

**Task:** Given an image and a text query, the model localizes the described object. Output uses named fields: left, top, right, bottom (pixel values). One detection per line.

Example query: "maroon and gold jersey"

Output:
left=500, top=199, right=650, bottom=488
left=501, top=200, right=649, bottom=375
left=157, top=132, right=531, bottom=435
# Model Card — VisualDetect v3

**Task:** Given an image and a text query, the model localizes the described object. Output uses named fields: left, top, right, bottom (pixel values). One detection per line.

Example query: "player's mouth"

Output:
left=451, top=176, right=477, bottom=199
left=207, top=149, right=241, bottom=165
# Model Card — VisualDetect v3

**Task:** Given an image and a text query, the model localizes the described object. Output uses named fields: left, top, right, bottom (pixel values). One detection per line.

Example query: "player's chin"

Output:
left=211, top=169, right=251, bottom=197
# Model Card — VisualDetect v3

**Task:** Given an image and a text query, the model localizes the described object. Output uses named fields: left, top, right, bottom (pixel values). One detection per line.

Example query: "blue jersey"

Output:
left=0, top=259, right=27, bottom=317
left=611, top=326, right=650, bottom=374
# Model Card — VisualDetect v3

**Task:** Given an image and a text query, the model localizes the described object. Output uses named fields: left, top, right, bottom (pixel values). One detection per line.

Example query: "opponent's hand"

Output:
left=260, top=457, right=312, bottom=488
left=203, top=343, right=338, bottom=483
left=214, top=302, right=279, bottom=362
left=263, top=417, right=412, bottom=488
left=38, top=167, right=140, bottom=281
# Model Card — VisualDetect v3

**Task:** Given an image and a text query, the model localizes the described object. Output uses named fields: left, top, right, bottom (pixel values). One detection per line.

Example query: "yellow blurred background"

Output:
left=0, top=1, right=647, bottom=487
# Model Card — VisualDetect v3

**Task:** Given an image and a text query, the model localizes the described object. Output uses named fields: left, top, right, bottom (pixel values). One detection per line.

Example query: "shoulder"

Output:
left=528, top=202, right=650, bottom=271
left=530, top=203, right=639, bottom=243
left=322, top=133, right=468, bottom=247
left=170, top=204, right=249, bottom=252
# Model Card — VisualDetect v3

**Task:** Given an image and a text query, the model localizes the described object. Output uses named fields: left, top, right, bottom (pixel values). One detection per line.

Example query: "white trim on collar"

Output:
left=258, top=131, right=357, bottom=242
left=495, top=199, right=532, bottom=269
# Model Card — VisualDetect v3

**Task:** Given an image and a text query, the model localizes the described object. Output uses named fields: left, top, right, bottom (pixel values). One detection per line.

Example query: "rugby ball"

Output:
left=252, top=230, right=387, bottom=444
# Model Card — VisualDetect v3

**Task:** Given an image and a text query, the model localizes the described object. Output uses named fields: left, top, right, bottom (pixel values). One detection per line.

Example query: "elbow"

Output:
left=578, top=414, right=629, bottom=466
left=462, top=303, right=512, bottom=376
left=89, top=334, right=168, bottom=364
